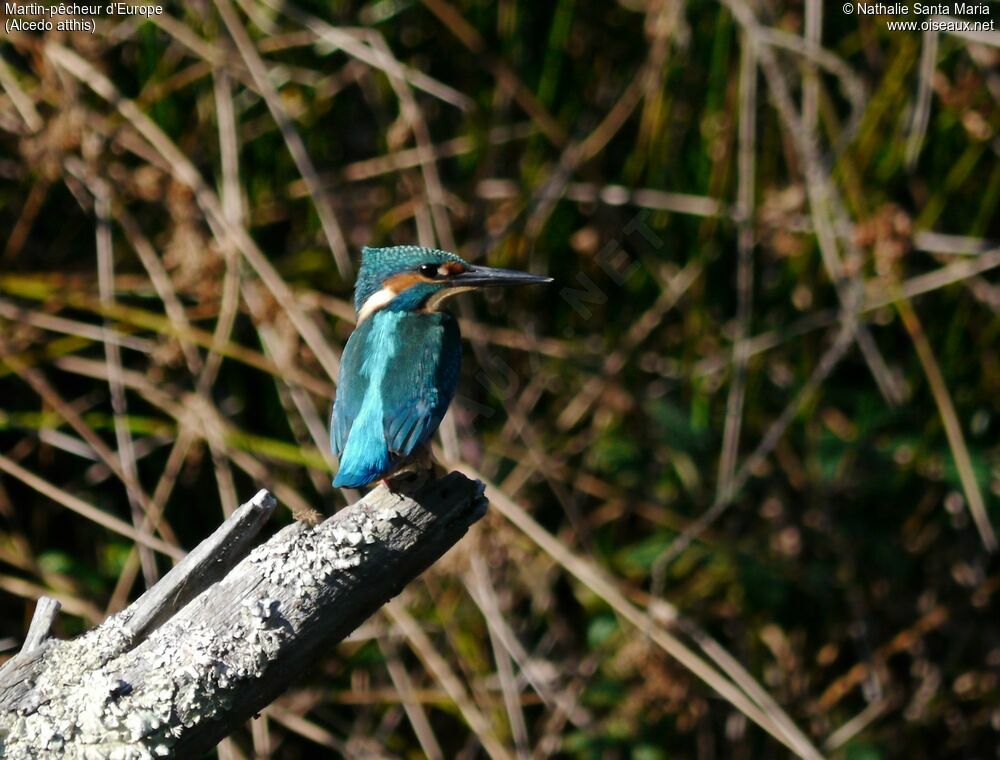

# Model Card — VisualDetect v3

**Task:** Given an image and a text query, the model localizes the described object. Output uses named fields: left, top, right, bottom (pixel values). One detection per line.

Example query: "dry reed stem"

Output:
left=716, top=31, right=758, bottom=504
left=895, top=297, right=997, bottom=552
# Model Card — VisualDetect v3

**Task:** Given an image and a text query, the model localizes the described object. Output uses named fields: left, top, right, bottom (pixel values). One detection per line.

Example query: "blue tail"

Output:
left=332, top=402, right=392, bottom=488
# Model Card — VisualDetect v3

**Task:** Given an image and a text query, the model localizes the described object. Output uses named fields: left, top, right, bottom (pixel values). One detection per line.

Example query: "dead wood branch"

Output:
left=0, top=472, right=487, bottom=758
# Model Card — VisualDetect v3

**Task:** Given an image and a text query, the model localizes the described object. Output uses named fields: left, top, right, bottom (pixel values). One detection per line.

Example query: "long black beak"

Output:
left=449, top=264, right=553, bottom=288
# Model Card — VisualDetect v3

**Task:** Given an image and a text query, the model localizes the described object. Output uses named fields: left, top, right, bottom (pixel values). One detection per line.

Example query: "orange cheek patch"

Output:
left=383, top=272, right=431, bottom=291
left=442, top=262, right=466, bottom=275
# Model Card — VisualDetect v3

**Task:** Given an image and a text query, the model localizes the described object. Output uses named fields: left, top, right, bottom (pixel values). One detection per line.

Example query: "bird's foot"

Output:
left=383, top=463, right=435, bottom=496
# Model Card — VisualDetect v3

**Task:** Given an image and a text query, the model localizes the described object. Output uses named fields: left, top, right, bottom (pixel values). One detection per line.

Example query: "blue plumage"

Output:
left=331, top=245, right=550, bottom=488
left=332, top=310, right=460, bottom=487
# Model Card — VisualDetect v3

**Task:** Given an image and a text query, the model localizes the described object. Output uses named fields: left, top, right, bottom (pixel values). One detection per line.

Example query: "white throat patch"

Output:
left=357, top=286, right=398, bottom=323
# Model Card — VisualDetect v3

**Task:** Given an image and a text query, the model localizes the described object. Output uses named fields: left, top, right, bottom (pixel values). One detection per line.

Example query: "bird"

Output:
left=331, top=245, right=552, bottom=489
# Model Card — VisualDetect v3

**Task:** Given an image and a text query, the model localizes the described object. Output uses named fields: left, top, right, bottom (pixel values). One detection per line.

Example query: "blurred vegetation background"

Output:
left=1, top=0, right=999, bottom=757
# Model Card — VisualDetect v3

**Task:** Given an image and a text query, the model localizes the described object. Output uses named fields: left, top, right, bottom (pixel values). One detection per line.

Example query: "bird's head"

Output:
left=354, top=246, right=552, bottom=321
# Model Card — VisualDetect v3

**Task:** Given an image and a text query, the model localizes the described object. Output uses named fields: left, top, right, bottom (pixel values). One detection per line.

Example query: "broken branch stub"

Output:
left=0, top=472, right=487, bottom=758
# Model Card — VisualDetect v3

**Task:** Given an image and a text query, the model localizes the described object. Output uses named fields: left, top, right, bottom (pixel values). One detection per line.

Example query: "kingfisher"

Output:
left=331, top=245, right=552, bottom=489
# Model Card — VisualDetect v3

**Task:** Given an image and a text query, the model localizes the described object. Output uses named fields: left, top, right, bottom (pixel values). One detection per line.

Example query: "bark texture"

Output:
left=0, top=472, right=487, bottom=759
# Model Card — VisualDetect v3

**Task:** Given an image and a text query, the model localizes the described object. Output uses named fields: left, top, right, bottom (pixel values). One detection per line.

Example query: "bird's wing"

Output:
left=331, top=312, right=460, bottom=487
left=330, top=318, right=372, bottom=459
left=381, top=312, right=461, bottom=458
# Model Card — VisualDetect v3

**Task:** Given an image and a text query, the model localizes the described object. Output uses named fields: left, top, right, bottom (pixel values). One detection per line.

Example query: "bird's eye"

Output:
left=418, top=264, right=439, bottom=278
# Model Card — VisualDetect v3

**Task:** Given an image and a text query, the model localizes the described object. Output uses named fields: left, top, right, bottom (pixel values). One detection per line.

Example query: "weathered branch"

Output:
left=0, top=472, right=487, bottom=758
